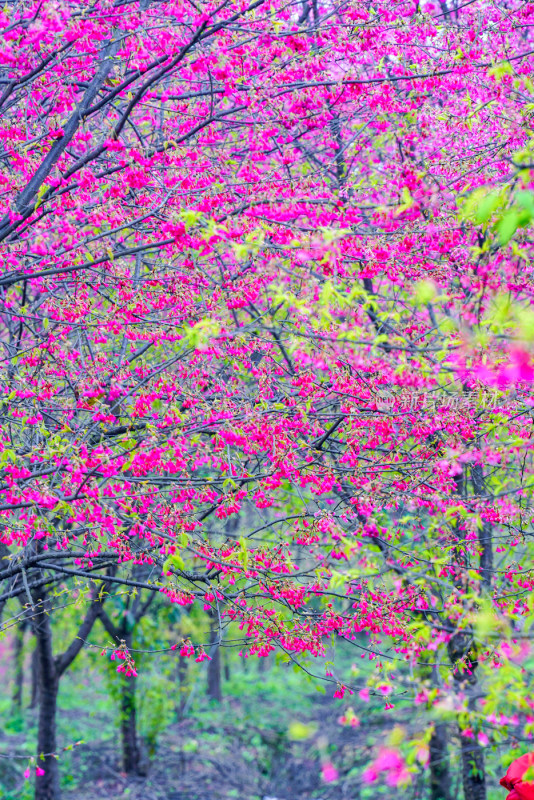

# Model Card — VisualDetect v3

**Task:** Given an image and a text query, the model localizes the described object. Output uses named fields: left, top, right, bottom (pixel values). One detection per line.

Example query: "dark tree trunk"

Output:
left=33, top=600, right=61, bottom=800
left=207, top=612, right=222, bottom=702
left=12, top=621, right=25, bottom=709
left=177, top=654, right=188, bottom=718
left=97, top=609, right=144, bottom=775
left=30, top=638, right=41, bottom=709
left=471, top=464, right=493, bottom=588
left=460, top=731, right=486, bottom=800
left=120, top=671, right=141, bottom=774
left=96, top=596, right=152, bottom=776
left=207, top=644, right=222, bottom=702
left=449, top=462, right=486, bottom=800
left=429, top=723, right=451, bottom=800
left=31, top=583, right=105, bottom=800
left=258, top=654, right=271, bottom=674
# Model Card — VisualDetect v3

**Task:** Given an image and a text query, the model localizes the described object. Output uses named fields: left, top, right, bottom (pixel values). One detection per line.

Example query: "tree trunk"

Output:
left=31, top=584, right=104, bottom=800
left=471, top=464, right=493, bottom=589
left=96, top=604, right=145, bottom=774
left=207, top=643, right=222, bottom=702
left=449, top=463, right=486, bottom=800
left=207, top=613, right=222, bottom=702
left=30, top=638, right=41, bottom=709
left=120, top=671, right=140, bottom=774
left=258, top=653, right=270, bottom=674
left=177, top=653, right=188, bottom=718
left=460, top=731, right=486, bottom=800
left=429, top=723, right=451, bottom=800
left=12, top=622, right=25, bottom=709
left=33, top=600, right=60, bottom=800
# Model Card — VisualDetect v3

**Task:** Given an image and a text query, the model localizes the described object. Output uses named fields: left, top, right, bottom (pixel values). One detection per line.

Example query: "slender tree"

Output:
left=97, top=583, right=155, bottom=775
left=30, top=583, right=108, bottom=800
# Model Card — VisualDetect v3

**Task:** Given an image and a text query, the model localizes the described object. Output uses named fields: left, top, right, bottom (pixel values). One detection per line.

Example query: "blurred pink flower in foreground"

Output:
left=322, top=763, right=339, bottom=783
left=362, top=748, right=411, bottom=787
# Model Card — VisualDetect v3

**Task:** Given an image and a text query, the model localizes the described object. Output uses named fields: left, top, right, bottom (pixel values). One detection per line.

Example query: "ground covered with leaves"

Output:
left=0, top=654, right=411, bottom=800
left=0, top=648, right=512, bottom=800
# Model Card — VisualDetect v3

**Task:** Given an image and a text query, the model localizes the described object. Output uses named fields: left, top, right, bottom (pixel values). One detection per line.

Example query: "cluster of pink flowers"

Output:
left=109, top=647, right=137, bottom=678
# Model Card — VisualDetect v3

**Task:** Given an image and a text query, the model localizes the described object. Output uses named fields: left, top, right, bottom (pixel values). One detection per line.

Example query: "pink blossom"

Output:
left=321, top=763, right=339, bottom=783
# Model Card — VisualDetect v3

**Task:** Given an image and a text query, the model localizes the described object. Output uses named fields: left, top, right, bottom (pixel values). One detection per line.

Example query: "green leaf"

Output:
left=180, top=209, right=202, bottom=229
left=164, top=553, right=185, bottom=573
left=487, top=61, right=513, bottom=81
left=34, top=183, right=50, bottom=210
left=515, top=191, right=534, bottom=217
left=497, top=211, right=520, bottom=245
left=475, top=192, right=501, bottom=224
left=413, top=279, right=437, bottom=305
left=288, top=721, right=318, bottom=740
left=516, top=307, right=534, bottom=341
left=237, top=537, right=249, bottom=568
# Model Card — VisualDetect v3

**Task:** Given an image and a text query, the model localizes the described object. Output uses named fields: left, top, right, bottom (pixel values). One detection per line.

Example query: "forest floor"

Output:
left=61, top=694, right=364, bottom=800
left=0, top=654, right=406, bottom=800
left=0, top=631, right=513, bottom=800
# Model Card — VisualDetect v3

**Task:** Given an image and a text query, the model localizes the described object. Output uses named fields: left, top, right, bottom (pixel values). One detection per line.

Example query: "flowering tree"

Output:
left=1, top=0, right=534, bottom=798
